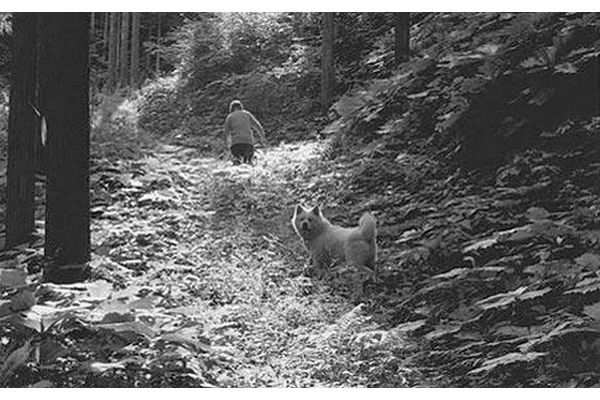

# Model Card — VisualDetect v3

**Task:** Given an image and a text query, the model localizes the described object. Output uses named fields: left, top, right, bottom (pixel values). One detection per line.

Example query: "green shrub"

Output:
left=172, top=13, right=294, bottom=92
left=137, top=76, right=186, bottom=136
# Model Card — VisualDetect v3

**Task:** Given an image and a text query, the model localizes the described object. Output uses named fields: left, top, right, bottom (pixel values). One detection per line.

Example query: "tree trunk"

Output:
left=107, top=12, right=118, bottom=92
left=119, top=12, right=130, bottom=87
left=130, top=12, right=140, bottom=88
left=155, top=12, right=161, bottom=76
left=145, top=17, right=151, bottom=75
left=394, top=13, right=410, bottom=65
left=103, top=12, right=109, bottom=58
left=90, top=12, right=95, bottom=37
left=33, top=14, right=44, bottom=175
left=89, top=12, right=95, bottom=72
left=115, top=12, right=121, bottom=74
left=38, top=13, right=90, bottom=283
left=6, top=12, right=38, bottom=247
left=320, top=12, right=335, bottom=110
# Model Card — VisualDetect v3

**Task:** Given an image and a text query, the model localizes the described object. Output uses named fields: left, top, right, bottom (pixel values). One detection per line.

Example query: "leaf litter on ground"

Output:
left=1, top=140, right=426, bottom=387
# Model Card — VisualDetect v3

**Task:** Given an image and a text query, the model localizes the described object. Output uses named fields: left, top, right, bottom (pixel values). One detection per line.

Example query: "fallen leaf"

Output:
left=0, top=341, right=32, bottom=384
left=86, top=280, right=113, bottom=301
left=575, top=253, right=600, bottom=270
left=0, top=268, right=27, bottom=288
left=10, top=290, right=36, bottom=313
left=126, top=296, right=158, bottom=310
left=584, top=302, right=600, bottom=321
left=463, top=238, right=497, bottom=253
left=84, top=357, right=144, bottom=374
left=0, top=300, right=13, bottom=318
left=99, top=311, right=136, bottom=324
left=526, top=207, right=550, bottom=221
left=158, top=333, right=212, bottom=353
left=468, top=352, right=546, bottom=375
left=97, top=320, right=156, bottom=340
left=29, top=380, right=54, bottom=388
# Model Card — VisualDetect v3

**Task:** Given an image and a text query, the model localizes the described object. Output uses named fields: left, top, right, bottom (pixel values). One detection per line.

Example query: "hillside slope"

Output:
left=316, top=12, right=600, bottom=387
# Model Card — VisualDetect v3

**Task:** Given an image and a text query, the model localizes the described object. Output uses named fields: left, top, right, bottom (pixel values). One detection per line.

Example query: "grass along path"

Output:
left=90, top=141, right=422, bottom=387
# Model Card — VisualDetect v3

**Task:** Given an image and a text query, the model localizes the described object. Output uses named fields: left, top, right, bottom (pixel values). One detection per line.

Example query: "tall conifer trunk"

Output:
left=320, top=12, right=335, bottom=109
left=394, top=13, right=410, bottom=65
left=130, top=12, right=140, bottom=87
left=6, top=12, right=38, bottom=247
left=107, top=12, right=118, bottom=92
left=119, top=12, right=130, bottom=87
left=38, top=12, right=91, bottom=283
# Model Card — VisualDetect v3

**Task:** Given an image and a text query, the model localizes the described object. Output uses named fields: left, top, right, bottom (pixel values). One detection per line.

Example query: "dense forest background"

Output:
left=1, top=12, right=596, bottom=160
left=1, top=12, right=418, bottom=151
left=0, top=12, right=599, bottom=388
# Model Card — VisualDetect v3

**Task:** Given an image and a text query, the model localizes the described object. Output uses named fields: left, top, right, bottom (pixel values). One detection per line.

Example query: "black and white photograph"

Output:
left=0, top=4, right=599, bottom=389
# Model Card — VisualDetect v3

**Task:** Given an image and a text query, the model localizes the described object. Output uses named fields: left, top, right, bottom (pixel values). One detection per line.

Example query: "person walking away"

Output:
left=224, top=100, right=266, bottom=165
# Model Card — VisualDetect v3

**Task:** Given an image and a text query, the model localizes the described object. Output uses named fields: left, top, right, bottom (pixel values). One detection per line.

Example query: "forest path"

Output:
left=90, top=141, right=422, bottom=387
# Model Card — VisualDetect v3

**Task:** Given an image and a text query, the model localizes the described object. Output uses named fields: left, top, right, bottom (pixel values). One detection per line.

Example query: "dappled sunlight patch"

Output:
left=205, top=289, right=392, bottom=387
left=91, top=94, right=157, bottom=160
left=207, top=141, right=325, bottom=222
left=210, top=140, right=323, bottom=181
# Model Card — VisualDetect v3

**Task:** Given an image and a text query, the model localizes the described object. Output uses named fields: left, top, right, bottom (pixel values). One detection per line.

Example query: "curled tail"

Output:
left=358, top=212, right=376, bottom=241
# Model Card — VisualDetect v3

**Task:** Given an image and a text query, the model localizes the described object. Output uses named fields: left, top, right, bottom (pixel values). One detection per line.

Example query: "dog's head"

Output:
left=292, top=205, right=324, bottom=239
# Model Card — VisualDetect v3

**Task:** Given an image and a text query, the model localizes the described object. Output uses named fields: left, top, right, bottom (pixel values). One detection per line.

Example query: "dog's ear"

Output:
left=311, top=205, right=320, bottom=216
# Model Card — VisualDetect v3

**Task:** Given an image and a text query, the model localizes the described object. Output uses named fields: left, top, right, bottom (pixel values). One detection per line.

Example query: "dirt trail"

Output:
left=89, top=141, right=421, bottom=387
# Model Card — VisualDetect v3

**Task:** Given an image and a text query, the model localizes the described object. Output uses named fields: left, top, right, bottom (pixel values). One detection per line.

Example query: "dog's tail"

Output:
left=358, top=212, right=376, bottom=241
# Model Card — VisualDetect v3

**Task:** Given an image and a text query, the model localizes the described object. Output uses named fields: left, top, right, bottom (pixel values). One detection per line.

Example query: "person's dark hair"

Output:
left=229, top=100, right=243, bottom=113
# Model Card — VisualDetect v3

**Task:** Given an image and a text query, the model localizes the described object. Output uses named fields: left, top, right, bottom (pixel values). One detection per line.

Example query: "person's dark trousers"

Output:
left=230, top=143, right=255, bottom=165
